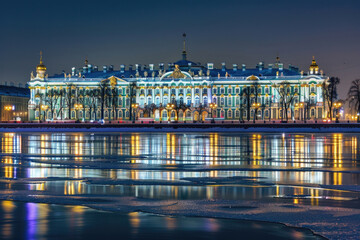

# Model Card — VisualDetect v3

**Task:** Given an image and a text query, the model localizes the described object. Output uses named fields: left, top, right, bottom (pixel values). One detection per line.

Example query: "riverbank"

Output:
left=1, top=122, right=360, bottom=132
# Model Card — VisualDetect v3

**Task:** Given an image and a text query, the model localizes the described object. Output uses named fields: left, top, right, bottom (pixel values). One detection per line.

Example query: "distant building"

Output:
left=0, top=85, right=30, bottom=121
left=28, top=39, right=328, bottom=122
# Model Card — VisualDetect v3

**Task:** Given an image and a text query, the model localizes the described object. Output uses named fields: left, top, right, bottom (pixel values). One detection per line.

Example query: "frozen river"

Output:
left=0, top=132, right=359, bottom=239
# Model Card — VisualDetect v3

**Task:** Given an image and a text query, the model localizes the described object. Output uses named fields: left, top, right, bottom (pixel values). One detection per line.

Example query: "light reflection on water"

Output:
left=0, top=132, right=359, bottom=206
left=0, top=200, right=322, bottom=240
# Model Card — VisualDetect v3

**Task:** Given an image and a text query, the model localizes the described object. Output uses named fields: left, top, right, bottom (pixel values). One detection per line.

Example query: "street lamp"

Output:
left=40, top=104, right=48, bottom=122
left=252, top=102, right=261, bottom=123
left=74, top=103, right=83, bottom=121
left=166, top=103, right=175, bottom=122
left=4, top=105, right=12, bottom=121
left=334, top=101, right=342, bottom=123
left=131, top=103, right=139, bottom=123
left=209, top=102, right=217, bottom=123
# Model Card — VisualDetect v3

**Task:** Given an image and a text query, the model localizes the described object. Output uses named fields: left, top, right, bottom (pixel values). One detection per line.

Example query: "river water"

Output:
left=0, top=132, right=359, bottom=239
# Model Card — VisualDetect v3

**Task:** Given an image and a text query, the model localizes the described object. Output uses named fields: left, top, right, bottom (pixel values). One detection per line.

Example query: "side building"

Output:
left=28, top=50, right=328, bottom=122
left=0, top=85, right=30, bottom=121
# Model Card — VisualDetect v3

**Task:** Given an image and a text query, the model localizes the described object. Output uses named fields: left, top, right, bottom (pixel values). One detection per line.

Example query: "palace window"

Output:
left=294, top=87, right=299, bottom=93
left=265, top=87, right=269, bottom=94
left=118, top=98, right=123, bottom=106
left=155, top=89, right=160, bottom=95
left=187, top=88, right=191, bottom=94
left=186, top=97, right=191, bottom=106
left=220, top=88, right=225, bottom=94
left=147, top=89, right=152, bottom=95
left=179, top=97, right=184, bottom=105
left=202, top=88, right=207, bottom=95
left=147, top=97, right=152, bottom=105
left=195, top=97, right=200, bottom=106
left=163, top=89, right=168, bottom=95
left=126, top=88, right=130, bottom=94
left=227, top=110, right=232, bottom=118
left=171, top=89, right=176, bottom=95
left=265, top=110, right=269, bottom=118
left=228, top=87, right=232, bottom=94
left=203, top=97, right=208, bottom=105
left=228, top=97, right=232, bottom=106
left=213, top=97, right=217, bottom=104
left=236, top=97, right=240, bottom=105
left=220, top=97, right=225, bottom=106
left=310, top=85, right=315, bottom=93
left=179, top=88, right=184, bottom=94
left=213, top=88, right=217, bottom=94
left=235, top=88, right=240, bottom=94
left=235, top=110, right=240, bottom=118
left=310, top=96, right=315, bottom=104
left=195, top=88, right=199, bottom=94
left=163, top=97, right=168, bottom=105
left=140, top=89, right=145, bottom=95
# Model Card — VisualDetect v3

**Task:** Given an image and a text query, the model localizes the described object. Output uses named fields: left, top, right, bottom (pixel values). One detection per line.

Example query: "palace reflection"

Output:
left=0, top=132, right=360, bottom=204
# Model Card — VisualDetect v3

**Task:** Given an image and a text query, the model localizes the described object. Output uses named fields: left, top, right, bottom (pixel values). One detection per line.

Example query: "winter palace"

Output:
left=28, top=40, right=328, bottom=122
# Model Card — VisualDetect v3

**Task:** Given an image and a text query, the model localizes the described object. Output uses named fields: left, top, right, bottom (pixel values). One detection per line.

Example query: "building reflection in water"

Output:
left=1, top=132, right=360, bottom=205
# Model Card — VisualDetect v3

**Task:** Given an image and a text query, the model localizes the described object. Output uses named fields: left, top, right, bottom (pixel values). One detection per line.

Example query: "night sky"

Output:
left=0, top=0, right=359, bottom=98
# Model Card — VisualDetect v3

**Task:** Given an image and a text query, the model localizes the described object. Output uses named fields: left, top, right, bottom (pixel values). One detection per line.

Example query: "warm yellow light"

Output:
left=41, top=105, right=48, bottom=110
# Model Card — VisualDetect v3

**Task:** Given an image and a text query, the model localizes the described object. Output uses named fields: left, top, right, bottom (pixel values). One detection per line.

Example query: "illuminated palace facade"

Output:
left=28, top=47, right=328, bottom=122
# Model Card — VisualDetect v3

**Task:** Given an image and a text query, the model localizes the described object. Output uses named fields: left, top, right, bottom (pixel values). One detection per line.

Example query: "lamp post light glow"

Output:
left=40, top=104, right=48, bottom=121
left=209, top=102, right=217, bottom=123
left=166, top=103, right=175, bottom=122
left=252, top=102, right=261, bottom=123
left=4, top=105, right=13, bottom=121
left=131, top=103, right=139, bottom=123
left=334, top=101, right=342, bottom=123
left=74, top=103, right=83, bottom=121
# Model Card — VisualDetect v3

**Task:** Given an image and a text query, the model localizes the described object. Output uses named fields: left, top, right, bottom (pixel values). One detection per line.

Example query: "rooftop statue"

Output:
left=170, top=65, right=185, bottom=79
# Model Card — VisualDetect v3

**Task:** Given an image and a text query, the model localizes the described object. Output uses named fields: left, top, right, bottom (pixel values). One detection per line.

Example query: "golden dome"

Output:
left=36, top=51, right=47, bottom=72
left=309, top=56, right=319, bottom=72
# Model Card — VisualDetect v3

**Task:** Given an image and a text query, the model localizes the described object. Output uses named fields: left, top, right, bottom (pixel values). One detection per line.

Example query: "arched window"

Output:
left=186, top=111, right=191, bottom=118
left=186, top=97, right=191, bottom=106
left=179, top=97, right=184, bottom=105
left=311, top=109, right=315, bottom=117
left=235, top=110, right=240, bottom=118
left=227, top=110, right=232, bottom=118
left=195, top=97, right=200, bottom=106
left=203, top=97, right=208, bottom=105
left=162, top=110, right=167, bottom=118
left=163, top=97, right=168, bottom=105
left=155, top=97, right=160, bottom=106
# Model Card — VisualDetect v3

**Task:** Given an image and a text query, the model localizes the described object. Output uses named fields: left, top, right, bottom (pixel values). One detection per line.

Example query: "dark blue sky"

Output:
left=0, top=0, right=359, bottom=98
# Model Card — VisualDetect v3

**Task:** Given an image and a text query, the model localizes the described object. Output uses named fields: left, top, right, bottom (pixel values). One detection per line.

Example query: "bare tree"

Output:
left=322, top=77, right=340, bottom=119
left=241, top=87, right=251, bottom=121
left=348, top=79, right=360, bottom=122
left=44, top=88, right=60, bottom=120
left=98, top=80, right=110, bottom=120
left=64, top=83, right=76, bottom=119
left=252, top=81, right=261, bottom=122
left=274, top=81, right=296, bottom=122
left=87, top=89, right=98, bottom=120
left=110, top=87, right=119, bottom=120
